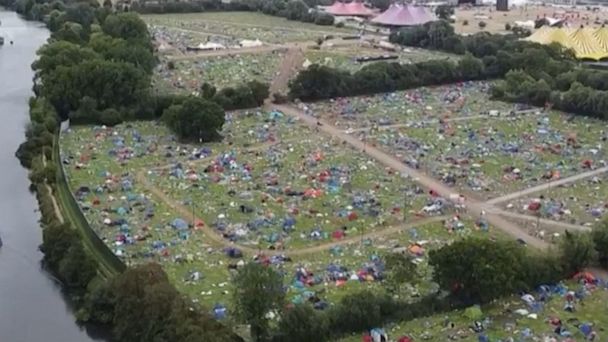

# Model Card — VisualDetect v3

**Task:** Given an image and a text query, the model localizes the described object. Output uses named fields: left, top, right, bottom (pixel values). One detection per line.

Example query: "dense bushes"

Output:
left=289, top=54, right=489, bottom=101
left=81, top=263, right=242, bottom=342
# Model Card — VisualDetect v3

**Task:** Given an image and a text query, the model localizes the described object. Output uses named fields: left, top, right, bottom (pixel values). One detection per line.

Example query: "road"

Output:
left=269, top=103, right=551, bottom=249
left=487, top=166, right=608, bottom=205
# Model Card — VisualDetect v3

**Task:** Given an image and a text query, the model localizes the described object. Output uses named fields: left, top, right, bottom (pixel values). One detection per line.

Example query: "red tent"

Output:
left=398, top=337, right=413, bottom=342
left=332, top=230, right=345, bottom=239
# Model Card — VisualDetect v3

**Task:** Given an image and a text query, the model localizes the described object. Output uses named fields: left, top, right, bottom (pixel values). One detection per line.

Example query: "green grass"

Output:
left=338, top=279, right=608, bottom=342
left=154, top=52, right=282, bottom=94
left=304, top=47, right=460, bottom=73
left=504, top=174, right=608, bottom=226
left=143, top=12, right=355, bottom=44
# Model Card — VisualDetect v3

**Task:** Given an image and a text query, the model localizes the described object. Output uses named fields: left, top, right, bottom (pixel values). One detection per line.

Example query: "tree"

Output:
left=384, top=252, right=418, bottom=294
left=51, top=21, right=87, bottom=44
left=327, top=290, right=395, bottom=333
left=40, top=59, right=149, bottom=118
left=285, top=0, right=309, bottom=21
left=64, top=2, right=96, bottom=31
left=32, top=40, right=99, bottom=79
left=458, top=54, right=485, bottom=80
left=88, top=32, right=156, bottom=74
left=58, top=243, right=98, bottom=295
left=314, top=12, right=334, bottom=26
left=200, top=82, right=217, bottom=99
left=592, top=220, right=608, bottom=267
left=162, top=96, right=225, bottom=142
left=41, top=222, right=78, bottom=270
left=275, top=305, right=328, bottom=342
left=435, top=5, right=454, bottom=20
left=232, top=262, right=284, bottom=342
left=559, top=230, right=597, bottom=274
left=429, top=238, right=527, bottom=303
left=246, top=80, right=270, bottom=105
left=102, top=12, right=151, bottom=47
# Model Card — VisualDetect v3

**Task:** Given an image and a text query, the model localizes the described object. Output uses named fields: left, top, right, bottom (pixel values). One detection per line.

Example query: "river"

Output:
left=0, top=10, right=105, bottom=342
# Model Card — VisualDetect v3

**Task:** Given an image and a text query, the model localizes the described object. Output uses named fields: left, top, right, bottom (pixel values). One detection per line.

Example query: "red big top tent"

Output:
left=371, top=4, right=435, bottom=26
left=323, top=1, right=377, bottom=17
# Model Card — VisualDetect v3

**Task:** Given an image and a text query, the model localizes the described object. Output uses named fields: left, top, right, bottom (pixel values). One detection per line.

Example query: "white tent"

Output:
left=240, top=39, right=263, bottom=48
left=196, top=42, right=225, bottom=50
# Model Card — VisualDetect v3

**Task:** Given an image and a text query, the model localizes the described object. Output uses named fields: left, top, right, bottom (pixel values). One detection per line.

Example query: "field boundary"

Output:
left=53, top=131, right=126, bottom=277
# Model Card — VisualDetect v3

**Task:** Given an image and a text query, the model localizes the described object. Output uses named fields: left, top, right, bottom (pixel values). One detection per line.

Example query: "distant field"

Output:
left=143, top=12, right=356, bottom=43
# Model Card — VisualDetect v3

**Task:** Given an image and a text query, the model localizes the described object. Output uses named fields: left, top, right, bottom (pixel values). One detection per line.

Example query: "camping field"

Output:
left=305, top=82, right=608, bottom=200
left=304, top=45, right=459, bottom=73
left=143, top=12, right=356, bottom=44
left=338, top=278, right=608, bottom=342
left=153, top=51, right=283, bottom=94
left=503, top=173, right=608, bottom=227
left=60, top=109, right=493, bottom=309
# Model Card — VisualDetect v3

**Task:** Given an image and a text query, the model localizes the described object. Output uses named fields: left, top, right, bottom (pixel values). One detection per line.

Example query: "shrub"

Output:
left=505, top=23, right=512, bottom=30
left=462, top=19, right=468, bottom=26
left=478, top=21, right=486, bottom=28
left=335, top=21, right=344, bottom=28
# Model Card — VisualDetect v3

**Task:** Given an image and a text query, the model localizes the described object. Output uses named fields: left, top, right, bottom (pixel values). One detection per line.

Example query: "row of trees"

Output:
left=388, top=20, right=608, bottom=121
left=131, top=0, right=336, bottom=26
left=289, top=54, right=488, bottom=101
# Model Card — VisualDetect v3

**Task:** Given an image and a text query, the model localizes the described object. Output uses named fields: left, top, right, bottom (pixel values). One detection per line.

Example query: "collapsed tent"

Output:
left=371, top=4, right=435, bottom=27
left=525, top=26, right=608, bottom=60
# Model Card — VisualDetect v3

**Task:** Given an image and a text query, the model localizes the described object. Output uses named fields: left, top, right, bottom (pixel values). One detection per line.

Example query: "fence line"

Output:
left=53, top=130, right=126, bottom=276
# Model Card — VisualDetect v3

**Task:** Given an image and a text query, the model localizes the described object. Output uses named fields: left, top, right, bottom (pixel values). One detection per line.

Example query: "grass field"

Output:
left=304, top=46, right=459, bottom=73
left=504, top=173, right=608, bottom=226
left=59, top=110, right=474, bottom=308
left=339, top=279, right=608, bottom=341
left=153, top=51, right=282, bottom=94
left=143, top=12, right=356, bottom=44
left=306, top=82, right=608, bottom=200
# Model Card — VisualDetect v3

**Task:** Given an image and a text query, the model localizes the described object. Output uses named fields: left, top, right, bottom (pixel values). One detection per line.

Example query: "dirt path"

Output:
left=491, top=209, right=592, bottom=232
left=168, top=45, right=287, bottom=61
left=135, top=168, right=447, bottom=256
left=269, top=103, right=550, bottom=250
left=42, top=155, right=64, bottom=224
left=269, top=47, right=306, bottom=95
left=487, top=166, right=608, bottom=205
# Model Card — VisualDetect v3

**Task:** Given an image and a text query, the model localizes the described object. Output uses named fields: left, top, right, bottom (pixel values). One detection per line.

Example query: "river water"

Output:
left=0, top=10, right=104, bottom=342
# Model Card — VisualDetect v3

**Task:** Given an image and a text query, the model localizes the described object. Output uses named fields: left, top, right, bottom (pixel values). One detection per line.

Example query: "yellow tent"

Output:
left=593, top=27, right=608, bottom=51
left=523, top=26, right=608, bottom=61
left=570, top=27, right=607, bottom=59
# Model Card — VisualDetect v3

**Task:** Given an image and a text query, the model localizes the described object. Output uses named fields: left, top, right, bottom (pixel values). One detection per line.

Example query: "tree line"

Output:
left=130, top=0, right=336, bottom=27
left=389, top=20, right=608, bottom=121
left=6, top=0, right=249, bottom=340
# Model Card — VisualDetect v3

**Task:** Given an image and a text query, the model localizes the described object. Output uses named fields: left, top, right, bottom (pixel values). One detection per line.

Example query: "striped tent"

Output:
left=525, top=26, right=608, bottom=60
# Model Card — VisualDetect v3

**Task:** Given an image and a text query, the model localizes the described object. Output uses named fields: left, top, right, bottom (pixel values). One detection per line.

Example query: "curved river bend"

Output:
left=0, top=10, right=104, bottom=342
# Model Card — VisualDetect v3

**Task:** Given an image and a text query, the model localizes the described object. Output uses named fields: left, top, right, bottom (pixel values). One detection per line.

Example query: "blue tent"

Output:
left=171, top=218, right=188, bottom=230
left=117, top=207, right=127, bottom=216
left=213, top=304, right=227, bottom=320
left=580, top=323, right=592, bottom=336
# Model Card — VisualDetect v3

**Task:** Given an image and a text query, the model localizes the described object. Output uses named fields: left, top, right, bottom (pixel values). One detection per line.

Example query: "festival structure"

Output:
left=322, top=1, right=377, bottom=17
left=370, top=3, right=435, bottom=27
left=525, top=26, right=608, bottom=60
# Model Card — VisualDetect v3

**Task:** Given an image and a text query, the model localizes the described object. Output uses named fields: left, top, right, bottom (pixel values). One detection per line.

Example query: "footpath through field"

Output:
left=268, top=103, right=551, bottom=250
